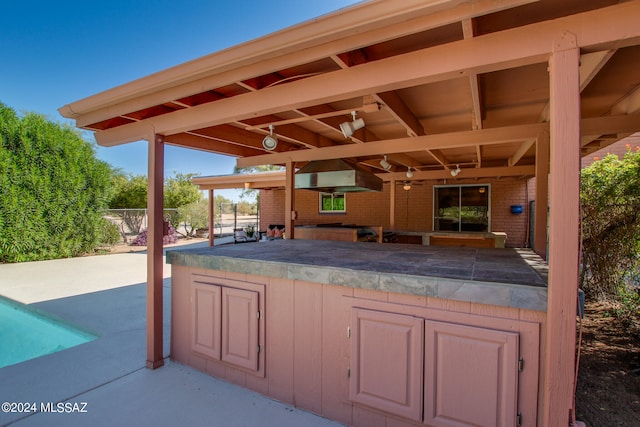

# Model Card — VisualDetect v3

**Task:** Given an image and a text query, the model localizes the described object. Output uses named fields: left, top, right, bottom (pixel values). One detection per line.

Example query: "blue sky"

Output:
left=0, top=0, right=361, bottom=200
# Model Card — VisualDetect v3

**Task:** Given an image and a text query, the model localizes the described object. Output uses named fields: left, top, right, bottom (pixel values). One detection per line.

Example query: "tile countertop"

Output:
left=166, top=240, right=548, bottom=312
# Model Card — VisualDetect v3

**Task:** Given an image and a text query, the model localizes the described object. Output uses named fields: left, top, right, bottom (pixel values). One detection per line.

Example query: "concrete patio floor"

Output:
left=0, top=239, right=345, bottom=427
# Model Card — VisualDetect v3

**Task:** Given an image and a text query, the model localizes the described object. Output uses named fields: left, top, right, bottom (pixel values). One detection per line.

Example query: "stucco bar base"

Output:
left=167, top=241, right=548, bottom=427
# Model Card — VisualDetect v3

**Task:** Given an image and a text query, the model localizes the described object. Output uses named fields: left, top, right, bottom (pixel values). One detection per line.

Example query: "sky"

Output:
left=0, top=0, right=361, bottom=201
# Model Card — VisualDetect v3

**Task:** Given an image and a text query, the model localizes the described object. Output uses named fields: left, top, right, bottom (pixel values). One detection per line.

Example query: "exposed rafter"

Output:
left=508, top=139, right=535, bottom=167
left=238, top=122, right=549, bottom=167
left=92, top=2, right=640, bottom=148
left=462, top=18, right=483, bottom=131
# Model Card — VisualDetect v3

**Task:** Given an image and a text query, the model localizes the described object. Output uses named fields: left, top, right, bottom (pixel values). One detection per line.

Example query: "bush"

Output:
left=0, top=103, right=113, bottom=262
left=97, top=218, right=122, bottom=247
left=131, top=224, right=178, bottom=246
left=581, top=147, right=640, bottom=298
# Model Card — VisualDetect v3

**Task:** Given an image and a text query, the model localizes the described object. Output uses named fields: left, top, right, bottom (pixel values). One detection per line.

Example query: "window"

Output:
left=319, top=192, right=345, bottom=213
left=434, top=185, right=489, bottom=232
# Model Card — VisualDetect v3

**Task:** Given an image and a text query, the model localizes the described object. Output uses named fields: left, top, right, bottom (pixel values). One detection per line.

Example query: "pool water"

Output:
left=0, top=296, right=97, bottom=368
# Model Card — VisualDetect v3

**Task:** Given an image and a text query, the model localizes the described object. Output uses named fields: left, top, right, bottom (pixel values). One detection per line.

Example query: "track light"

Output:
left=406, top=167, right=413, bottom=179
left=339, top=111, right=365, bottom=139
left=262, top=125, right=278, bottom=150
left=380, top=155, right=392, bottom=171
left=450, top=165, right=461, bottom=177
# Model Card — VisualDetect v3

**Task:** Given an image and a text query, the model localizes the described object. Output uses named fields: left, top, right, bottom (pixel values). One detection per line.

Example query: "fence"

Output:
left=105, top=209, right=178, bottom=236
left=106, top=206, right=259, bottom=237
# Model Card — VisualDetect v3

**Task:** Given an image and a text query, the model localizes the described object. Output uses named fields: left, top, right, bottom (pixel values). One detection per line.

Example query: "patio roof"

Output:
left=59, top=0, right=640, bottom=181
left=192, top=171, right=285, bottom=191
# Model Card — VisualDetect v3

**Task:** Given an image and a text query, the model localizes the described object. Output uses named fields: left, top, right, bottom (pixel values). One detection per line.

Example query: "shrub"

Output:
left=581, top=147, right=640, bottom=298
left=131, top=224, right=178, bottom=246
left=0, top=103, right=113, bottom=262
left=97, top=218, right=122, bottom=247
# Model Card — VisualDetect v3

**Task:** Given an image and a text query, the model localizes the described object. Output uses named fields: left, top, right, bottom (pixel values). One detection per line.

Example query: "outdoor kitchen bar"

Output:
left=58, top=1, right=640, bottom=425
left=167, top=240, right=547, bottom=426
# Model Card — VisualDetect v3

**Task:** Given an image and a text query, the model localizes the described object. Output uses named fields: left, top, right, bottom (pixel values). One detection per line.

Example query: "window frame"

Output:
left=319, top=192, right=346, bottom=213
left=432, top=184, right=491, bottom=232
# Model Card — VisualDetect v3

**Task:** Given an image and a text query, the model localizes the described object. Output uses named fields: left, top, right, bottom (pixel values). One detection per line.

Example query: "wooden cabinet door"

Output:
left=424, top=321, right=519, bottom=427
left=191, top=282, right=221, bottom=360
left=350, top=308, right=424, bottom=421
left=221, top=287, right=259, bottom=371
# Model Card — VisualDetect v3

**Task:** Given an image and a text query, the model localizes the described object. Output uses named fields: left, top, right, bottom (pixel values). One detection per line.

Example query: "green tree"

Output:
left=0, top=103, right=113, bottom=262
left=109, top=173, right=147, bottom=208
left=581, top=146, right=640, bottom=301
left=164, top=172, right=202, bottom=229
left=177, top=199, right=209, bottom=237
left=108, top=173, right=148, bottom=235
left=164, top=172, right=201, bottom=208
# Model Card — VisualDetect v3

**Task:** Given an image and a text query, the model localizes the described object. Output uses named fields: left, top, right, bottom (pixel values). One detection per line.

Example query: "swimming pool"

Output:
left=0, top=296, right=97, bottom=368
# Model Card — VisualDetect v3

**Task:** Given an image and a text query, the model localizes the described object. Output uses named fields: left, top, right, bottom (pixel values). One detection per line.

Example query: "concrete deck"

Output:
left=0, top=239, right=344, bottom=427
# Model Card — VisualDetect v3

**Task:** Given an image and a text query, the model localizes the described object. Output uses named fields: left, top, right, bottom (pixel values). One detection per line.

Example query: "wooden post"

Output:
left=208, top=189, right=214, bottom=247
left=389, top=179, right=396, bottom=230
left=534, top=130, right=550, bottom=259
left=543, top=32, right=580, bottom=426
left=146, top=133, right=165, bottom=369
left=285, top=158, right=295, bottom=239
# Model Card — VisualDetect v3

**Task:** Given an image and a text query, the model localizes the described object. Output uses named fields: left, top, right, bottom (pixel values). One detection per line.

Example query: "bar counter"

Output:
left=166, top=239, right=547, bottom=311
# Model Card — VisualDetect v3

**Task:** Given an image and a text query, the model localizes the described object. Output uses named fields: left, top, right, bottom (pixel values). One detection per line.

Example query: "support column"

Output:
left=389, top=179, right=396, bottom=230
left=208, top=189, right=214, bottom=247
left=534, top=130, right=550, bottom=259
left=543, top=32, right=580, bottom=426
left=146, top=133, right=165, bottom=369
left=285, top=159, right=295, bottom=239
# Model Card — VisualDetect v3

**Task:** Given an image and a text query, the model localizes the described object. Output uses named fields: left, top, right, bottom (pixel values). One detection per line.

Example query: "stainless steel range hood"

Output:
left=295, top=159, right=382, bottom=193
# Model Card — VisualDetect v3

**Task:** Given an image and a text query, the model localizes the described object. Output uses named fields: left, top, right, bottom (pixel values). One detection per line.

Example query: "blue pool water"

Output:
left=0, top=296, right=97, bottom=368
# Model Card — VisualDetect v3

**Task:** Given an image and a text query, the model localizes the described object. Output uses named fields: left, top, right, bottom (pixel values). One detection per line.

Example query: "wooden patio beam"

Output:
left=581, top=112, right=640, bottom=137
left=165, top=132, right=263, bottom=157
left=66, top=0, right=537, bottom=127
left=462, top=18, right=483, bottom=130
left=543, top=33, right=580, bottom=426
left=285, top=159, right=295, bottom=239
left=427, top=149, right=450, bottom=169
left=375, top=91, right=424, bottom=137
left=238, top=123, right=548, bottom=167
left=92, top=1, right=640, bottom=147
left=508, top=139, right=535, bottom=166
left=146, top=132, right=165, bottom=370
left=381, top=165, right=534, bottom=181
left=534, top=130, right=549, bottom=259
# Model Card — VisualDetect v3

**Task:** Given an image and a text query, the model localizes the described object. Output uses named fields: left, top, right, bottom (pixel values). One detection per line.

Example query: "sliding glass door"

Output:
left=434, top=185, right=490, bottom=232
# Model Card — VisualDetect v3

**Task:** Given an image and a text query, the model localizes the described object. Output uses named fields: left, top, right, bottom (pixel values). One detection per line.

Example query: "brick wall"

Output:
left=490, top=179, right=530, bottom=247
left=259, top=178, right=531, bottom=247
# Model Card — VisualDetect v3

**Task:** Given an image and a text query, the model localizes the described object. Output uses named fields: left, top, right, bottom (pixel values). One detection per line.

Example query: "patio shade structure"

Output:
left=60, top=0, right=640, bottom=425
